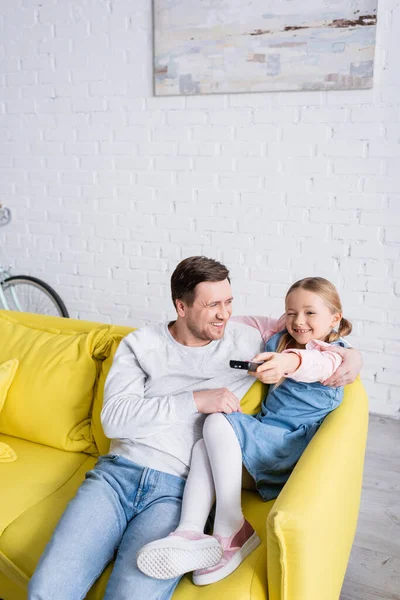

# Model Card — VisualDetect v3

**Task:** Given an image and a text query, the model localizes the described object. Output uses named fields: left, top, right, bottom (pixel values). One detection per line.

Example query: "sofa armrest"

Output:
left=266, top=379, right=368, bottom=600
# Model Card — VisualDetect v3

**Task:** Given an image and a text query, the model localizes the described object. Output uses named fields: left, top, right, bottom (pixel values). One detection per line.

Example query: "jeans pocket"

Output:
left=97, top=453, right=119, bottom=463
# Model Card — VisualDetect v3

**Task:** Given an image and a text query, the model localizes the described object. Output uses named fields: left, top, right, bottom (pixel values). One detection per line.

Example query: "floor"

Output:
left=340, top=415, right=400, bottom=600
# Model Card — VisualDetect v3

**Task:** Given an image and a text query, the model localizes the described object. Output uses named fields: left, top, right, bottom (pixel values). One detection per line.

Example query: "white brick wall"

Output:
left=0, top=0, right=399, bottom=418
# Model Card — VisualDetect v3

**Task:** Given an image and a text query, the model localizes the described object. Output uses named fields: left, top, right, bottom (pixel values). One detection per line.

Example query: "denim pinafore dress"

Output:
left=225, top=331, right=347, bottom=501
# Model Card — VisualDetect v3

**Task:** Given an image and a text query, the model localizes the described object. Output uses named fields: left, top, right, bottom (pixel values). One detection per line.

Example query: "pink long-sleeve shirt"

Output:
left=232, top=315, right=343, bottom=383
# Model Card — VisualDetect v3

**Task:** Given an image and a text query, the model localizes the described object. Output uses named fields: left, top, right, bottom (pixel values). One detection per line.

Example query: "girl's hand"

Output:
left=249, top=352, right=301, bottom=384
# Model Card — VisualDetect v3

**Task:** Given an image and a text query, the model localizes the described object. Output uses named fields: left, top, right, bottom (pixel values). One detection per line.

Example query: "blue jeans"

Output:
left=28, top=454, right=186, bottom=600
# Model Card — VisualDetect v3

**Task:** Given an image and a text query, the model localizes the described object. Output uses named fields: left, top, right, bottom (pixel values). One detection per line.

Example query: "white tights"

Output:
left=176, top=414, right=244, bottom=538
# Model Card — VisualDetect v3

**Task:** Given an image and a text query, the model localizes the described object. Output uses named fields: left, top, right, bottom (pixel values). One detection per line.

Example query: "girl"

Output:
left=137, top=277, right=352, bottom=585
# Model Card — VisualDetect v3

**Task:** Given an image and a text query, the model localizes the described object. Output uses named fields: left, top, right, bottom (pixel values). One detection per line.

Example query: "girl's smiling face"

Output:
left=285, top=288, right=342, bottom=347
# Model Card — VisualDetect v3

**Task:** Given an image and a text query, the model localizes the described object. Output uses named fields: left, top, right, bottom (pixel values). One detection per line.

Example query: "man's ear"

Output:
left=175, top=299, right=186, bottom=318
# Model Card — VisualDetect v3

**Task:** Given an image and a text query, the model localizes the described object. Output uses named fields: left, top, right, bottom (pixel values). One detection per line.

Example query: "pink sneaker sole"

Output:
left=137, top=535, right=223, bottom=580
left=192, top=530, right=261, bottom=585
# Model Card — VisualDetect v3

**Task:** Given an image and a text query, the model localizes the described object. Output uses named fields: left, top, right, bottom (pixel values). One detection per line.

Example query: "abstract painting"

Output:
left=153, top=0, right=378, bottom=95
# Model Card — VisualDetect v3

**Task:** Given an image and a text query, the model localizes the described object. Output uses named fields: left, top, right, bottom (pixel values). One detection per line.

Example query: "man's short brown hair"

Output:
left=171, top=256, right=230, bottom=309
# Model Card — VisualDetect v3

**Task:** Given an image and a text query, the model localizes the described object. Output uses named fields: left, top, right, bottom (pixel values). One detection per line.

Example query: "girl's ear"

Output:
left=331, top=312, right=342, bottom=330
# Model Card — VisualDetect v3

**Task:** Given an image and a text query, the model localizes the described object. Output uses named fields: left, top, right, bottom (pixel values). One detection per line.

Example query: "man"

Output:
left=28, top=256, right=361, bottom=600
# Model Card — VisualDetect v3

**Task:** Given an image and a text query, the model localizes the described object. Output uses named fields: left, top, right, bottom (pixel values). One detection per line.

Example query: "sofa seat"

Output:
left=0, top=433, right=96, bottom=590
left=0, top=429, right=274, bottom=600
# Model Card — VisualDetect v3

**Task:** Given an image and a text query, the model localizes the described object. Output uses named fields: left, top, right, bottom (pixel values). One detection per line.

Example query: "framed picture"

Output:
left=153, top=0, right=378, bottom=96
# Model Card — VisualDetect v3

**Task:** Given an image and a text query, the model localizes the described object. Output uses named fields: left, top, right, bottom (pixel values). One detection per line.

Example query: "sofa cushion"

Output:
left=0, top=311, right=109, bottom=452
left=0, top=434, right=96, bottom=589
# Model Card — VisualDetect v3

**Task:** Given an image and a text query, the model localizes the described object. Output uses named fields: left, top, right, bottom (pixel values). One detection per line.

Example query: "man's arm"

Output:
left=101, top=336, right=197, bottom=440
left=322, top=347, right=362, bottom=387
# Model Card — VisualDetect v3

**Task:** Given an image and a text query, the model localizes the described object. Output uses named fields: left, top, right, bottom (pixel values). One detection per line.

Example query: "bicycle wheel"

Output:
left=1, top=276, right=69, bottom=317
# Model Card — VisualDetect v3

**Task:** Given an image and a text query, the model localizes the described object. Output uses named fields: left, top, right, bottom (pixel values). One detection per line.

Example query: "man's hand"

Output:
left=193, top=388, right=242, bottom=414
left=321, top=347, right=362, bottom=387
left=249, top=352, right=301, bottom=384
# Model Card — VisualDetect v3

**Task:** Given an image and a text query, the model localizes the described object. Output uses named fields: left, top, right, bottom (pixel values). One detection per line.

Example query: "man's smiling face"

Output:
left=181, top=279, right=233, bottom=344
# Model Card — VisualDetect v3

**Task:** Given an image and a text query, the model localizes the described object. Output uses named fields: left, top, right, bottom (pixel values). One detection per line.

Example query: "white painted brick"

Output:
left=192, top=125, right=234, bottom=142
left=272, top=91, right=326, bottom=107
left=186, top=95, right=228, bottom=109
left=167, top=110, right=206, bottom=125
left=310, top=208, right=357, bottom=224
left=97, top=171, right=131, bottom=186
left=152, top=126, right=190, bottom=142
left=363, top=177, right=400, bottom=194
left=6, top=98, right=35, bottom=114
left=333, top=123, right=384, bottom=141
left=209, top=109, right=252, bottom=126
left=317, top=141, right=366, bottom=157
left=387, top=310, right=400, bottom=325
left=155, top=156, right=191, bottom=171
left=281, top=124, right=330, bottom=143
left=64, top=141, right=97, bottom=156
left=254, top=107, right=299, bottom=124
left=195, top=217, right=237, bottom=233
left=351, top=241, right=399, bottom=260
left=286, top=192, right=331, bottom=208
left=140, top=142, right=177, bottom=156
left=136, top=172, right=174, bottom=188
left=6, top=71, right=37, bottom=87
left=335, top=194, right=384, bottom=210
left=170, top=230, right=210, bottom=245
left=300, top=107, right=350, bottom=123
left=301, top=238, right=349, bottom=258
left=99, top=142, right=138, bottom=156
left=114, top=126, right=150, bottom=142
left=237, top=157, right=280, bottom=175
left=76, top=126, right=110, bottom=142
left=362, top=259, right=389, bottom=277
left=176, top=172, right=217, bottom=189
left=114, top=157, right=151, bottom=171
left=236, top=125, right=279, bottom=142
left=333, top=158, right=383, bottom=175
left=178, top=141, right=217, bottom=156
left=268, top=142, right=313, bottom=158
left=351, top=106, right=400, bottom=123
left=219, top=174, right=262, bottom=191
left=311, top=176, right=361, bottom=193
left=195, top=157, right=234, bottom=173
left=384, top=228, right=400, bottom=243
left=368, top=142, right=400, bottom=157
left=283, top=222, right=329, bottom=239
left=360, top=207, right=400, bottom=226
left=155, top=215, right=192, bottom=230
left=332, top=225, right=378, bottom=242
left=376, top=369, right=400, bottom=386
left=283, top=157, right=329, bottom=175
left=146, top=97, right=186, bottom=110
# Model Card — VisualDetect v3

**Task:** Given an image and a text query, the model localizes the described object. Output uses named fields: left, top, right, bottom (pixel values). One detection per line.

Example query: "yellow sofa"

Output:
left=0, top=309, right=369, bottom=600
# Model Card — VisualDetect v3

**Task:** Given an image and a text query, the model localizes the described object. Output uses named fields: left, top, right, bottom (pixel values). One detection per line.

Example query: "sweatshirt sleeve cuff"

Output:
left=173, top=391, right=198, bottom=419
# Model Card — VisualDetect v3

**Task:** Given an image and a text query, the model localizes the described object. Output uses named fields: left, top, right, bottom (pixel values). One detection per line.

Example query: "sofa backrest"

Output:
left=0, top=311, right=266, bottom=456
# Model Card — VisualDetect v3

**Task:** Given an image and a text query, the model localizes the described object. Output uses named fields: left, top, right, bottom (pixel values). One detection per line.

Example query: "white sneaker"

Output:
left=137, top=530, right=223, bottom=580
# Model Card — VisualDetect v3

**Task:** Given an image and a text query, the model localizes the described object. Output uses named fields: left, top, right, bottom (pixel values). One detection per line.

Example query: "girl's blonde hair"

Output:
left=276, top=277, right=352, bottom=354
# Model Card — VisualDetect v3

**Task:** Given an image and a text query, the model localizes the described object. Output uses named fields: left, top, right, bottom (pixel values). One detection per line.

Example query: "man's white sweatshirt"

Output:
left=101, top=321, right=264, bottom=479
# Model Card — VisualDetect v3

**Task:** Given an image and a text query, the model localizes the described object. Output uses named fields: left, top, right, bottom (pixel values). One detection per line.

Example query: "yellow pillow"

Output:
left=0, top=359, right=19, bottom=412
left=0, top=313, right=107, bottom=453
left=0, top=359, right=19, bottom=462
